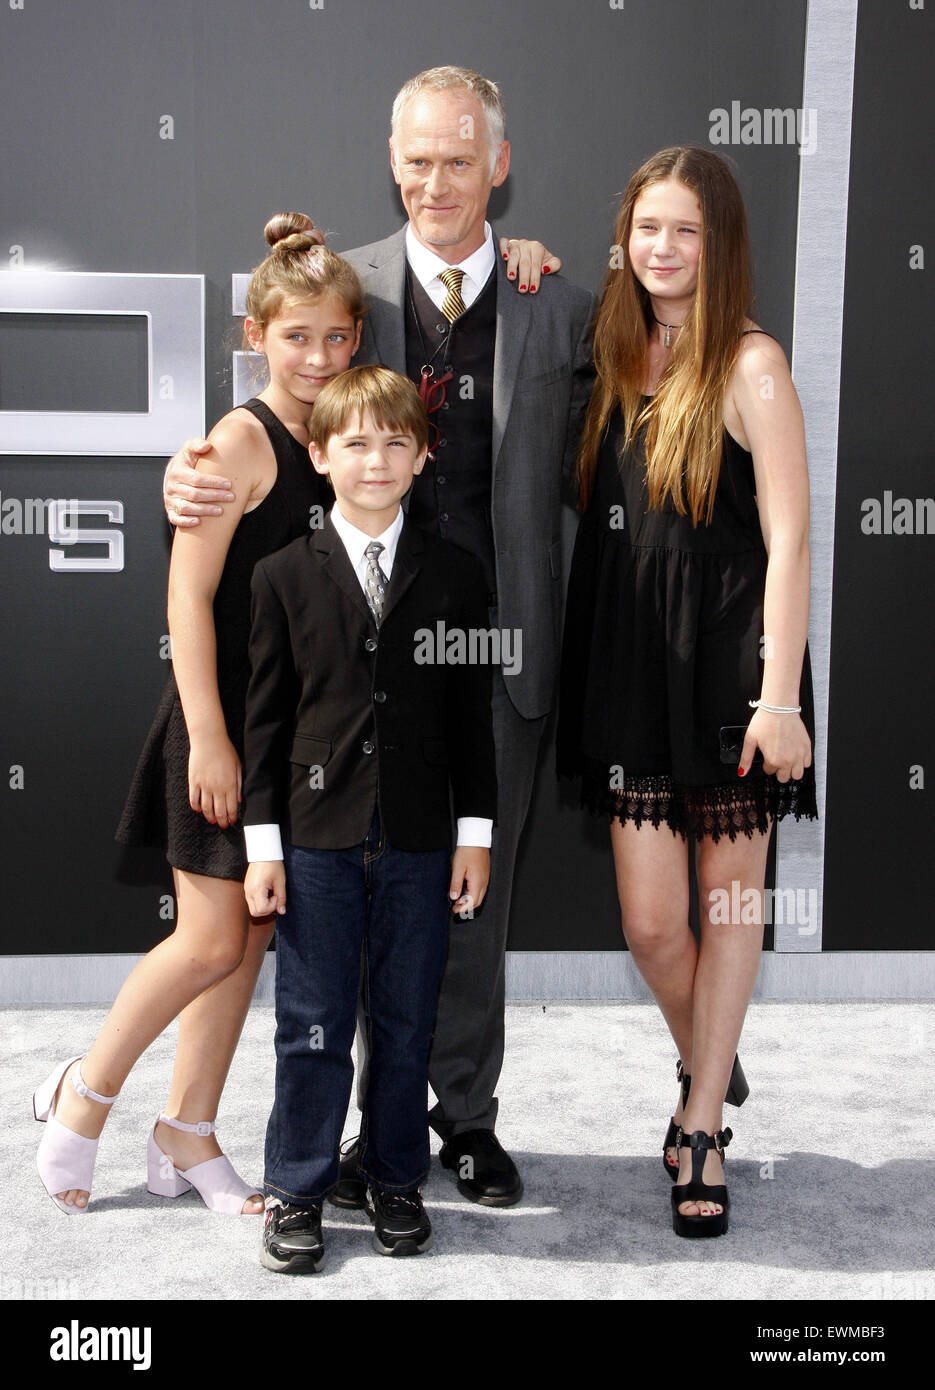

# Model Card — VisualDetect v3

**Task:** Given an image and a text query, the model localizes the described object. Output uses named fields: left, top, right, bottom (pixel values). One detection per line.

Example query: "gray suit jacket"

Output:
left=342, top=224, right=596, bottom=720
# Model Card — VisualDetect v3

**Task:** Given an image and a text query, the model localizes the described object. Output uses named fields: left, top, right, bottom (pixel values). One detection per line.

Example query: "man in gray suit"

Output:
left=165, top=65, right=594, bottom=1207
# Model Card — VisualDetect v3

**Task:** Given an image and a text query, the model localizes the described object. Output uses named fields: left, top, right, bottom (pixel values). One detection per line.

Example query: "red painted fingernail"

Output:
left=519, top=284, right=526, bottom=291
left=530, top=285, right=537, bottom=292
left=508, top=271, right=515, bottom=279
left=502, top=252, right=509, bottom=259
left=737, top=767, right=745, bottom=777
left=543, top=266, right=551, bottom=273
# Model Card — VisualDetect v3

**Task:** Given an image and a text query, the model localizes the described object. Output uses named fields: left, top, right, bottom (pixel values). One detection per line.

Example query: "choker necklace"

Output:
left=652, top=314, right=680, bottom=349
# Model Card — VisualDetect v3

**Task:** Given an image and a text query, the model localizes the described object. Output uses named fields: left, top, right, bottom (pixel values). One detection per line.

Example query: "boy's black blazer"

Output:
left=243, top=513, right=497, bottom=851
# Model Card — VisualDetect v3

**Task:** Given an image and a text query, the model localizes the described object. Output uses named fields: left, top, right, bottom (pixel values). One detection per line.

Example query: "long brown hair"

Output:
left=577, top=147, right=754, bottom=523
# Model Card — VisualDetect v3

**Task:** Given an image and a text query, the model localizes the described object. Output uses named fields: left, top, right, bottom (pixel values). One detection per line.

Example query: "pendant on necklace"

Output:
left=664, top=324, right=673, bottom=348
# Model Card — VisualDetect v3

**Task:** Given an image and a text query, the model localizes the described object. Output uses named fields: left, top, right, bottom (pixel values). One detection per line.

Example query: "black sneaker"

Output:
left=260, top=1197, right=325, bottom=1274
left=366, top=1187, right=433, bottom=1256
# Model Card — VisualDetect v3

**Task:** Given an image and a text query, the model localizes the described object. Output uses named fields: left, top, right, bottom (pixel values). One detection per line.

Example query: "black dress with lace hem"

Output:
left=557, top=396, right=818, bottom=844
left=572, top=758, right=814, bottom=844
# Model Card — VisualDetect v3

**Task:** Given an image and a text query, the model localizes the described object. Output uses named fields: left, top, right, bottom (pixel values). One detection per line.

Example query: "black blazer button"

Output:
left=440, top=511, right=449, bottom=522
left=374, top=690, right=387, bottom=703
left=435, top=322, right=447, bottom=334
left=437, top=474, right=446, bottom=485
left=362, top=740, right=375, bottom=755
left=364, top=637, right=377, bottom=652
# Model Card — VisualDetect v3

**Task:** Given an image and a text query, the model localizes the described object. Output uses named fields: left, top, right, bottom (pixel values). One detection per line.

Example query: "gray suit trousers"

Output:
left=427, top=672, right=546, bottom=1138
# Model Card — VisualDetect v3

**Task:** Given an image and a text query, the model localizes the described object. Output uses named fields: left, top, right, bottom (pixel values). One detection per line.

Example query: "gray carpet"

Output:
left=4, top=1002, right=932, bottom=1301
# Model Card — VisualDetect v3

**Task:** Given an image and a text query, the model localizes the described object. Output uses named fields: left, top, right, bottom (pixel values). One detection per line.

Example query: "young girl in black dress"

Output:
left=558, top=148, right=817, bottom=1237
left=34, top=215, right=364, bottom=1215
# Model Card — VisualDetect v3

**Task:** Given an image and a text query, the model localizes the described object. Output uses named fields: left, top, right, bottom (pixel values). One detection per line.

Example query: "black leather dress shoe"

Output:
left=328, top=1136, right=367, bottom=1210
left=438, top=1129, right=523, bottom=1206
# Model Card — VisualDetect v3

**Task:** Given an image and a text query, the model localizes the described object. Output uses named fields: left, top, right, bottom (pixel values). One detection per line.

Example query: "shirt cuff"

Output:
left=244, top=823, right=283, bottom=862
left=456, top=817, right=492, bottom=848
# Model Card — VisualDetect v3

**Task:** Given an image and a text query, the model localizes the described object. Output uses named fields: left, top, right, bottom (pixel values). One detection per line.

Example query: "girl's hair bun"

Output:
left=263, top=212, right=319, bottom=253
left=245, top=213, right=364, bottom=333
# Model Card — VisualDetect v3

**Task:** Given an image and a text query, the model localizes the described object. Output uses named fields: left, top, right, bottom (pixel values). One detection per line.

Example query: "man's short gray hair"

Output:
left=391, top=66, right=506, bottom=170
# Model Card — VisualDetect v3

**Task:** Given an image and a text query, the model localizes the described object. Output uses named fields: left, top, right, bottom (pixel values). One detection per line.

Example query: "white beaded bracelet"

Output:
left=749, top=698, right=801, bottom=714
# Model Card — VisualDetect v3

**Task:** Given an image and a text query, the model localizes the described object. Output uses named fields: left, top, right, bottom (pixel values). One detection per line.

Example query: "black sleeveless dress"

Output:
left=116, top=399, right=330, bottom=881
left=557, top=387, right=818, bottom=842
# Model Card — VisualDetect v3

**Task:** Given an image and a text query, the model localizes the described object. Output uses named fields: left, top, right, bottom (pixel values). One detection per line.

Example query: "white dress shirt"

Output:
left=244, top=503, right=493, bottom=861
left=329, top=499, right=404, bottom=588
left=404, top=221, right=497, bottom=314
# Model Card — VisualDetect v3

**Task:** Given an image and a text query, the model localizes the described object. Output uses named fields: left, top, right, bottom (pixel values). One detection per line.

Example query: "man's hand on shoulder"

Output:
left=163, top=438, right=235, bottom=528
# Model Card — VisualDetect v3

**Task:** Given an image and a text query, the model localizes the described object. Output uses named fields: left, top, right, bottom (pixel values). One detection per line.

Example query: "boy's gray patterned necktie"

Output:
left=364, top=540, right=387, bottom=626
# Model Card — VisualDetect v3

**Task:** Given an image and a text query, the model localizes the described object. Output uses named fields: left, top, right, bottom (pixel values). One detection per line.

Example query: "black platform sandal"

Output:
left=663, top=1053, right=748, bottom=1181
left=662, top=1060, right=691, bottom=1180
left=671, top=1127, right=732, bottom=1238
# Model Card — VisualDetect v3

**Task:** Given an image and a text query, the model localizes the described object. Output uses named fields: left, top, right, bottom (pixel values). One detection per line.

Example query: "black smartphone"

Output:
left=718, top=725, right=763, bottom=766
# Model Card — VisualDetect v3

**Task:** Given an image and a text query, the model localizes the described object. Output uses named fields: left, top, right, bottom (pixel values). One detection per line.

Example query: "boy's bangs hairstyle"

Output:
left=310, top=366, right=430, bottom=451
left=245, top=212, right=365, bottom=333
left=577, top=147, right=754, bottom=524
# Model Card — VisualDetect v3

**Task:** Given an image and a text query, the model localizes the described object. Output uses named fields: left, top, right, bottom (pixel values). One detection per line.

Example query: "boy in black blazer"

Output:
left=243, top=366, right=496, bottom=1271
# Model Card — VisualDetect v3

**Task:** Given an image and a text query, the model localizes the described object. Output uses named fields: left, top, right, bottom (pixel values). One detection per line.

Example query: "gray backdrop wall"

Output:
left=1, top=0, right=931, bottom=1001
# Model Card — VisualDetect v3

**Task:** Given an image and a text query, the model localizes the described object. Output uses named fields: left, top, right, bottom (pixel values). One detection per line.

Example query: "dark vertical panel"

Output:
left=822, top=0, right=934, bottom=950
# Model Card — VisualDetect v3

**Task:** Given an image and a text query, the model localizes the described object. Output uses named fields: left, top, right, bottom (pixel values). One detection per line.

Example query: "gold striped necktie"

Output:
left=438, top=266, right=467, bottom=324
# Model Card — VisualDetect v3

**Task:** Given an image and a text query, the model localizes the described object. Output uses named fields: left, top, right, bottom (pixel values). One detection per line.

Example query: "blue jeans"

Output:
left=264, top=809, right=451, bottom=1207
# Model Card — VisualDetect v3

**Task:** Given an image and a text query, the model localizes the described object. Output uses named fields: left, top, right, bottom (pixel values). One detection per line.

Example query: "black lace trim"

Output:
left=572, top=756, right=818, bottom=844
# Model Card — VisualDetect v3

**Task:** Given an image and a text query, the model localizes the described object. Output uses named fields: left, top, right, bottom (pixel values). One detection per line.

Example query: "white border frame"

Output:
left=776, top=0, right=860, bottom=951
left=0, top=271, right=204, bottom=455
